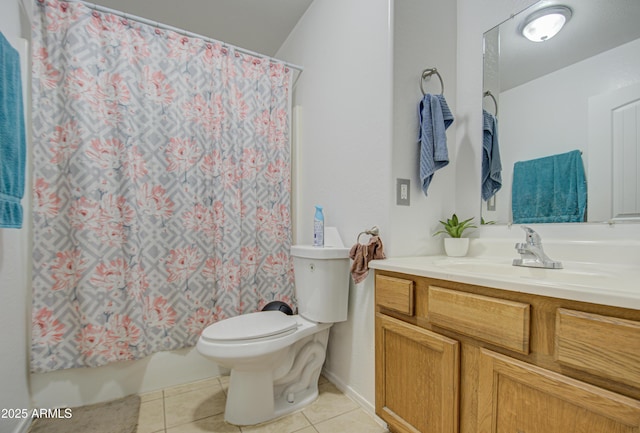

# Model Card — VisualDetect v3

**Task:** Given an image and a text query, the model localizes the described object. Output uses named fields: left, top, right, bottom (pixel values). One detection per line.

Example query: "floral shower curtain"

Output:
left=31, top=0, right=295, bottom=373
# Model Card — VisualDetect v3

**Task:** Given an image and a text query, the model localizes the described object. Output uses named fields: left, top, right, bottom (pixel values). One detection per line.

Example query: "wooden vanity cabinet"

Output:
left=375, top=275, right=460, bottom=433
left=374, top=271, right=640, bottom=433
left=376, top=314, right=459, bottom=433
left=478, top=349, right=640, bottom=433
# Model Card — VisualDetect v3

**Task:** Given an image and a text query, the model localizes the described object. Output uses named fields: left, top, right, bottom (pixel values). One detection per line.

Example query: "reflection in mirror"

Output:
left=481, top=0, right=640, bottom=225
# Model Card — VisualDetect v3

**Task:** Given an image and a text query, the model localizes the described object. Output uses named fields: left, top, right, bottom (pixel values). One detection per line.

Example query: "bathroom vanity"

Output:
left=370, top=256, right=640, bottom=433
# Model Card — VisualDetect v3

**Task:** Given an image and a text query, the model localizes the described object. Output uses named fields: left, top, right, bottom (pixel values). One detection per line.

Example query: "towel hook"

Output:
left=357, top=226, right=380, bottom=244
left=483, top=90, right=498, bottom=117
left=420, top=68, right=444, bottom=96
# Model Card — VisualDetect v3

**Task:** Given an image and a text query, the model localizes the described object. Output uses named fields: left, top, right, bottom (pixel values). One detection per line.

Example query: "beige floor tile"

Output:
left=137, top=398, right=165, bottom=433
left=313, top=408, right=388, bottom=433
left=166, top=413, right=240, bottom=433
left=240, top=411, right=311, bottom=433
left=301, top=382, right=359, bottom=425
left=290, top=427, right=318, bottom=433
left=139, top=389, right=164, bottom=403
left=164, top=377, right=221, bottom=398
left=164, top=384, right=227, bottom=428
left=218, top=375, right=230, bottom=393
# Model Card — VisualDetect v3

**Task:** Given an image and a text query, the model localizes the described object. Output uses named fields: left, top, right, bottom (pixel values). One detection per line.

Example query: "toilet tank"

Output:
left=291, top=243, right=351, bottom=323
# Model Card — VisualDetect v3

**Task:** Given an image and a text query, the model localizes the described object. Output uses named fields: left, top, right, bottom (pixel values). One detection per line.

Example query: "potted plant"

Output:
left=434, top=213, right=477, bottom=257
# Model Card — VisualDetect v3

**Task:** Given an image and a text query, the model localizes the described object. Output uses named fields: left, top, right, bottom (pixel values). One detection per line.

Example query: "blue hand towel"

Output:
left=512, top=150, right=587, bottom=224
left=0, top=32, right=26, bottom=229
left=482, top=109, right=502, bottom=201
left=418, top=93, right=454, bottom=196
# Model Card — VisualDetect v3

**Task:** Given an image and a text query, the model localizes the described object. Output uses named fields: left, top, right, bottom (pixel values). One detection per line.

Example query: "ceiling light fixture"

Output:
left=521, top=5, right=572, bottom=42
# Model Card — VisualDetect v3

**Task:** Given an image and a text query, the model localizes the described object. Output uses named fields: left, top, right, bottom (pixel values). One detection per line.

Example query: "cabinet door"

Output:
left=478, top=348, right=640, bottom=433
left=376, top=313, right=459, bottom=433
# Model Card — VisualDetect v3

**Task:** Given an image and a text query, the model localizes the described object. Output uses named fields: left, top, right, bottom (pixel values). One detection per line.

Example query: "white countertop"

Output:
left=369, top=255, right=640, bottom=310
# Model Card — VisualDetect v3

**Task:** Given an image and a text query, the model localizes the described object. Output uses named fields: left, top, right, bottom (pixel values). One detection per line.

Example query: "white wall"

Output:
left=0, top=1, right=32, bottom=432
left=277, top=0, right=459, bottom=414
left=276, top=0, right=393, bottom=412
left=391, top=0, right=458, bottom=257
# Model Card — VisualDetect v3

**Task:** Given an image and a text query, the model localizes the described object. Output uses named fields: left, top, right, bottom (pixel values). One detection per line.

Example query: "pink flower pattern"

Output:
left=31, top=0, right=293, bottom=373
left=85, top=138, right=125, bottom=169
left=95, top=73, right=131, bottom=107
left=122, top=145, right=148, bottom=180
left=137, top=184, right=174, bottom=219
left=165, top=138, right=201, bottom=175
left=49, top=120, right=82, bottom=165
left=33, top=307, right=65, bottom=347
left=165, top=246, right=201, bottom=284
left=34, top=178, right=61, bottom=219
left=139, top=66, right=175, bottom=105
left=64, top=67, right=96, bottom=101
left=143, top=297, right=177, bottom=329
left=90, top=258, right=128, bottom=291
left=185, top=308, right=216, bottom=335
left=75, top=324, right=107, bottom=358
left=32, top=46, right=60, bottom=90
left=50, top=250, right=87, bottom=292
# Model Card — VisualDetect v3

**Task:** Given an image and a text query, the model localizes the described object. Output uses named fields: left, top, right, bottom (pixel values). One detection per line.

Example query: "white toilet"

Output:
left=196, top=228, right=350, bottom=426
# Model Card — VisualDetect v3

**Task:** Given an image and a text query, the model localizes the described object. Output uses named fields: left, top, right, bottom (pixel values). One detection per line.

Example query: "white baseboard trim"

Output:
left=321, top=368, right=387, bottom=429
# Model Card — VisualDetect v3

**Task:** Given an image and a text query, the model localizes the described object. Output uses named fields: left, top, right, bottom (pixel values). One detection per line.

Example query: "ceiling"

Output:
left=89, top=0, right=314, bottom=56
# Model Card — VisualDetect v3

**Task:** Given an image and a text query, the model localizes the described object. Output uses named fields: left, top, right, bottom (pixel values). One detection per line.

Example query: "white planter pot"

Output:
left=444, top=238, right=469, bottom=257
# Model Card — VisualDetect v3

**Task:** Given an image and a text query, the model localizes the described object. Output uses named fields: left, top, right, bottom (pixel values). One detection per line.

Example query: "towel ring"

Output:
left=483, top=90, right=498, bottom=117
left=420, top=68, right=444, bottom=95
left=357, top=226, right=379, bottom=244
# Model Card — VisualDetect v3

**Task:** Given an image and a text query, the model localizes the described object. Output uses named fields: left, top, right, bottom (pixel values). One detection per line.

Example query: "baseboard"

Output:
left=320, top=368, right=386, bottom=429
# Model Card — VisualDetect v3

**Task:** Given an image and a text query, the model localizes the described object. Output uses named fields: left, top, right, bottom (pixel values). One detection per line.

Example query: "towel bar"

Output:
left=483, top=90, right=498, bottom=117
left=357, top=226, right=379, bottom=244
left=420, top=68, right=444, bottom=95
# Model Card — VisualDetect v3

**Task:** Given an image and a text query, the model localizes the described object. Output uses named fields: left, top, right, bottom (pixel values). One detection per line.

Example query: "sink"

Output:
left=368, top=239, right=640, bottom=309
left=431, top=257, right=631, bottom=292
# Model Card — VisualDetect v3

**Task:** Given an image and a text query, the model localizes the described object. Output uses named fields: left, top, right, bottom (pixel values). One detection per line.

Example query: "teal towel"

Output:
left=512, top=150, right=586, bottom=224
left=0, top=32, right=26, bottom=228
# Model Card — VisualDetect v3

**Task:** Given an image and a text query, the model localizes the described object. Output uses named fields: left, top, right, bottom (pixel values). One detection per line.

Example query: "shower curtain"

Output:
left=31, top=0, right=295, bottom=372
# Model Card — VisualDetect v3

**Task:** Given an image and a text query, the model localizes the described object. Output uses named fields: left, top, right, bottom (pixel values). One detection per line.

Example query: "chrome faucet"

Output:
left=512, top=226, right=562, bottom=269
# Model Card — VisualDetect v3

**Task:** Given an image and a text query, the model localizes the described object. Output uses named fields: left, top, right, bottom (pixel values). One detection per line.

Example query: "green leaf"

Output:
left=433, top=213, right=476, bottom=238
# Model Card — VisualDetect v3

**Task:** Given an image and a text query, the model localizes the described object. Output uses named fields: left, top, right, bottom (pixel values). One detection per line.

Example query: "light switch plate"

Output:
left=397, top=178, right=410, bottom=206
left=486, top=195, right=496, bottom=211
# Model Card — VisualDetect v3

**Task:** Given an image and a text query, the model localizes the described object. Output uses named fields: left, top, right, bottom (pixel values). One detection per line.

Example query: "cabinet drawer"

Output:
left=478, top=348, right=640, bottom=433
left=375, top=275, right=414, bottom=316
left=556, top=308, right=640, bottom=388
left=428, top=286, right=530, bottom=354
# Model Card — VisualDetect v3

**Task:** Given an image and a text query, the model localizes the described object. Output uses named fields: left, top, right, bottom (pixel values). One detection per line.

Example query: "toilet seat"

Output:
left=201, top=311, right=298, bottom=342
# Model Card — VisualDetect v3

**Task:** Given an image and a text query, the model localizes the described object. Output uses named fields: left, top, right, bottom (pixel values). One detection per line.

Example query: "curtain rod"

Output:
left=63, top=0, right=304, bottom=75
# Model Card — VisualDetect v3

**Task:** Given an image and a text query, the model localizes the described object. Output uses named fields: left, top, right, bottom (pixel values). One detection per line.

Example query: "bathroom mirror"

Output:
left=481, top=0, right=640, bottom=224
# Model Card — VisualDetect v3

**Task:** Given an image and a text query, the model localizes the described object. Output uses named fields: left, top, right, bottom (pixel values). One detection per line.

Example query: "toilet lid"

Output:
left=201, top=311, right=298, bottom=341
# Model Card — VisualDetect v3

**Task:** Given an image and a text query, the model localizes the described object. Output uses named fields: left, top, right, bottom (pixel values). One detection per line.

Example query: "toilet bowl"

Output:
left=197, top=311, right=332, bottom=425
left=196, top=227, right=351, bottom=426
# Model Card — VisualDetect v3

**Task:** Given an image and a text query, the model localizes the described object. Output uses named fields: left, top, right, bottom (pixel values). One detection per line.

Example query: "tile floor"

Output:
left=137, top=375, right=388, bottom=433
